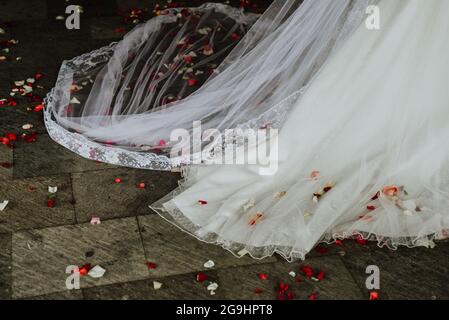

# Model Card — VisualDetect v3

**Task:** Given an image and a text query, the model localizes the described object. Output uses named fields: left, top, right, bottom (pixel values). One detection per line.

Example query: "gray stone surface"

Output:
left=72, top=168, right=180, bottom=223
left=0, top=0, right=448, bottom=301
left=340, top=241, right=449, bottom=300
left=11, top=217, right=148, bottom=298
left=0, top=175, right=75, bottom=233
left=217, top=256, right=364, bottom=300
left=0, top=233, right=12, bottom=300
left=0, top=0, right=47, bottom=21
left=139, top=215, right=277, bottom=278
left=13, top=134, right=114, bottom=179
left=83, top=272, right=224, bottom=300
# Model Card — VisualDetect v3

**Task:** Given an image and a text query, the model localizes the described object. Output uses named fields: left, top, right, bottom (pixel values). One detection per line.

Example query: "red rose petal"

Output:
left=369, top=291, right=379, bottom=300
left=356, top=235, right=367, bottom=246
left=196, top=272, right=208, bottom=283
left=33, top=104, right=44, bottom=112
left=316, top=271, right=325, bottom=281
left=1, top=162, right=12, bottom=169
left=114, top=178, right=122, bottom=184
left=300, top=265, right=314, bottom=278
left=46, top=199, right=56, bottom=208
left=146, top=262, right=157, bottom=269
left=367, top=205, right=376, bottom=211
left=254, top=288, right=263, bottom=294
left=258, top=273, right=268, bottom=280
left=6, top=133, right=17, bottom=141
left=315, top=245, right=328, bottom=254
left=78, top=263, right=92, bottom=276
left=335, top=239, right=343, bottom=246
left=308, top=292, right=318, bottom=300
left=137, top=182, right=146, bottom=189
left=197, top=200, right=208, bottom=205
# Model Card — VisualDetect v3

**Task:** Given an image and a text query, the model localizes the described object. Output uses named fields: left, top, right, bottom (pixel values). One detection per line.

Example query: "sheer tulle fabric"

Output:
left=151, top=0, right=449, bottom=261
left=44, top=0, right=376, bottom=169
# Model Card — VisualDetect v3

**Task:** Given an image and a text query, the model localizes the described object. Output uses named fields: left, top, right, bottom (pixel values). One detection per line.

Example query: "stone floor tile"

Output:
left=0, top=0, right=47, bottom=21
left=72, top=168, right=179, bottom=222
left=0, top=175, right=75, bottom=233
left=217, top=256, right=364, bottom=300
left=0, top=233, right=12, bottom=300
left=13, top=134, right=115, bottom=179
left=83, top=271, right=223, bottom=300
left=340, top=241, right=449, bottom=300
left=138, top=215, right=277, bottom=278
left=11, top=217, right=148, bottom=298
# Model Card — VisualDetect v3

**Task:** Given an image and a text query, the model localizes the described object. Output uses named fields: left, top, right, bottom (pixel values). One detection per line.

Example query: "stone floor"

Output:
left=1, top=0, right=449, bottom=300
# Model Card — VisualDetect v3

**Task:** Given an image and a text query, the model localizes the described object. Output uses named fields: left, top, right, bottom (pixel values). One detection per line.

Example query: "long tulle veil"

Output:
left=44, top=0, right=377, bottom=170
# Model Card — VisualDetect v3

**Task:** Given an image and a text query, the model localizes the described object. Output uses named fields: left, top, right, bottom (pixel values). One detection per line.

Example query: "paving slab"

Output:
left=138, top=215, right=277, bottom=278
left=216, top=256, right=364, bottom=300
left=0, top=233, right=12, bottom=300
left=11, top=217, right=148, bottom=298
left=0, top=174, right=75, bottom=233
left=13, top=134, right=115, bottom=179
left=72, top=168, right=180, bottom=223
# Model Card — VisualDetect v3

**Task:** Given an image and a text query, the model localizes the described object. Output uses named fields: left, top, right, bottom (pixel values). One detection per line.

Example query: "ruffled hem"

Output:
left=150, top=168, right=449, bottom=262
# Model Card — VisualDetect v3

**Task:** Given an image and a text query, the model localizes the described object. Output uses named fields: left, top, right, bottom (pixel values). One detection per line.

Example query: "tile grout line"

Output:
left=337, top=253, right=367, bottom=299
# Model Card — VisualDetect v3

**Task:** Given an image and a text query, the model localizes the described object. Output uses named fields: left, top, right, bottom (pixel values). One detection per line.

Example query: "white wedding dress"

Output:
left=152, top=0, right=449, bottom=261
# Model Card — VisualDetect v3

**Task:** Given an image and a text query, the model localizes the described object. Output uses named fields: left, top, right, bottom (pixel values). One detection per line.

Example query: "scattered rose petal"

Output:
left=33, top=104, right=44, bottom=112
left=289, top=271, right=296, bottom=278
left=254, top=288, right=263, bottom=294
left=382, top=185, right=398, bottom=197
left=369, top=291, right=379, bottom=300
left=207, top=282, right=218, bottom=291
left=78, top=263, right=92, bottom=276
left=310, top=170, right=320, bottom=179
left=70, top=97, right=81, bottom=104
left=197, top=199, right=208, bottom=205
left=275, top=191, right=287, bottom=199
left=22, top=123, right=33, bottom=130
left=1, top=162, right=12, bottom=169
left=237, top=248, right=249, bottom=257
left=203, top=260, right=215, bottom=269
left=258, top=273, right=268, bottom=280
left=48, top=186, right=58, bottom=193
left=90, top=217, right=101, bottom=225
left=316, top=271, right=325, bottom=281
left=249, top=212, right=264, bottom=226
left=242, top=198, right=255, bottom=212
left=356, top=235, right=367, bottom=246
left=46, top=199, right=56, bottom=208
left=137, top=182, right=146, bottom=189
left=153, top=281, right=163, bottom=290
left=114, top=178, right=122, bottom=184
left=308, top=292, right=318, bottom=300
left=315, top=245, right=328, bottom=254
left=300, top=265, right=314, bottom=278
left=196, top=272, right=208, bottom=282
left=0, top=200, right=9, bottom=211
left=88, top=265, right=106, bottom=278
left=146, top=262, right=158, bottom=269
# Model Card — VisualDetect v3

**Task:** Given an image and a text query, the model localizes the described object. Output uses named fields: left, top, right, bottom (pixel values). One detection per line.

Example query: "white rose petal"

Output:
left=48, top=186, right=58, bottom=193
left=289, top=271, right=296, bottom=278
left=70, top=97, right=81, bottom=104
left=0, top=200, right=9, bottom=211
left=203, top=260, right=215, bottom=269
left=207, top=282, right=219, bottom=291
left=237, top=248, right=249, bottom=257
left=88, top=265, right=106, bottom=278
left=153, top=281, right=163, bottom=290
